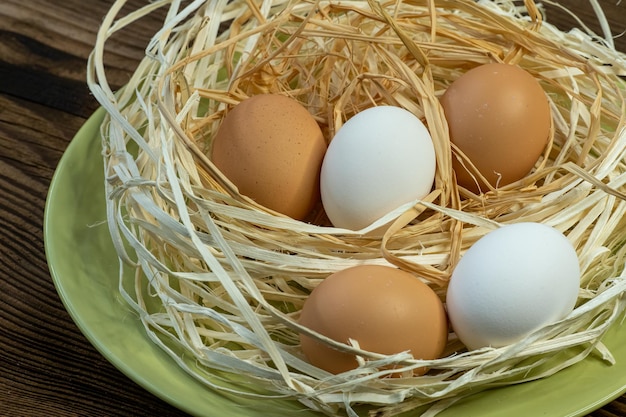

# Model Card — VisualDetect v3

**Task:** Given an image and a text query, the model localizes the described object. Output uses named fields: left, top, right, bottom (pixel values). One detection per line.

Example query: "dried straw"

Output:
left=87, top=0, right=626, bottom=415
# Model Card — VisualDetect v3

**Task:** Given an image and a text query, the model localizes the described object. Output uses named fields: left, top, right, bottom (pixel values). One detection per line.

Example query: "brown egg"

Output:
left=211, top=94, right=327, bottom=220
left=299, top=265, right=448, bottom=375
left=440, top=63, right=551, bottom=193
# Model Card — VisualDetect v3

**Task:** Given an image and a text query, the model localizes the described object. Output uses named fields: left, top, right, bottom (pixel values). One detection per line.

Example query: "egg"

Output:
left=211, top=94, right=327, bottom=220
left=299, top=265, right=448, bottom=375
left=320, top=106, right=436, bottom=230
left=446, top=222, right=580, bottom=350
left=440, top=63, right=551, bottom=192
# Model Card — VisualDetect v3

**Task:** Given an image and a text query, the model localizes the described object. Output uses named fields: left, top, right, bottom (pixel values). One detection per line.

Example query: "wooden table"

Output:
left=1, top=1, right=625, bottom=416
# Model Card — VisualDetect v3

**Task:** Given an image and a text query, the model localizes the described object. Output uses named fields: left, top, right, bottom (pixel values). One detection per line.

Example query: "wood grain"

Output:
left=0, top=1, right=187, bottom=416
left=0, top=1, right=624, bottom=416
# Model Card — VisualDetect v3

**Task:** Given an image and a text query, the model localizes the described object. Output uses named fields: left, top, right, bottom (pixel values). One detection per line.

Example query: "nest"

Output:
left=88, top=0, right=626, bottom=415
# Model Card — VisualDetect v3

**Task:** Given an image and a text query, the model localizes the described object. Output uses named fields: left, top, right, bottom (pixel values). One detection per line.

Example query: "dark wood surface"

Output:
left=1, top=1, right=625, bottom=416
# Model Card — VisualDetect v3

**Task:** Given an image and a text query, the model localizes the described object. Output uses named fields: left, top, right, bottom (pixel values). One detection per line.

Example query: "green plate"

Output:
left=44, top=108, right=626, bottom=417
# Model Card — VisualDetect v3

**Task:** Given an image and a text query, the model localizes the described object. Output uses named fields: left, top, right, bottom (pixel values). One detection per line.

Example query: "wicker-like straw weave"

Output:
left=88, top=0, right=626, bottom=415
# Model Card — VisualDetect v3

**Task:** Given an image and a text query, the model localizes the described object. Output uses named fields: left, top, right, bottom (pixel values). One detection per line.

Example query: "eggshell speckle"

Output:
left=446, top=222, right=580, bottom=350
left=441, top=63, right=551, bottom=192
left=299, top=265, right=448, bottom=375
left=211, top=94, right=327, bottom=220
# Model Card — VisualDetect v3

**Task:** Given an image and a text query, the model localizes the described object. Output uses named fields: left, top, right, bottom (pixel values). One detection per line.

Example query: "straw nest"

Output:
left=88, top=0, right=626, bottom=415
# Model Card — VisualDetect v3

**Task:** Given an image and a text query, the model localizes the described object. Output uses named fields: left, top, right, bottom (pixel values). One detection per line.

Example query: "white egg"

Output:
left=320, top=106, right=436, bottom=230
left=446, top=222, right=580, bottom=350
